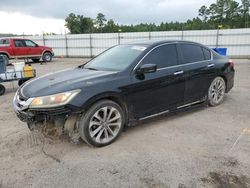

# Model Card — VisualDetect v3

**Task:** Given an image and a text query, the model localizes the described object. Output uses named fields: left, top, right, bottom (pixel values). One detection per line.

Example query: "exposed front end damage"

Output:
left=29, top=115, right=81, bottom=144
left=13, top=92, right=83, bottom=143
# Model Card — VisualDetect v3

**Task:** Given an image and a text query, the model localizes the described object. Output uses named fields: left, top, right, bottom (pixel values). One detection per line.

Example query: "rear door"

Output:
left=13, top=39, right=27, bottom=57
left=127, top=43, right=185, bottom=118
left=178, top=43, right=216, bottom=104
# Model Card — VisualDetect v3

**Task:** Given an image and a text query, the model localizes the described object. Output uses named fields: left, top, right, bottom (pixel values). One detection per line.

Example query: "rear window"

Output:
left=0, top=39, right=10, bottom=46
left=179, top=43, right=204, bottom=64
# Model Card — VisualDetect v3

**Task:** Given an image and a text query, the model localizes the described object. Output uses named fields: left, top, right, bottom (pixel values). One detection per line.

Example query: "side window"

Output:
left=14, top=40, right=25, bottom=47
left=202, top=47, right=211, bottom=60
left=24, top=40, right=37, bottom=47
left=0, top=39, right=10, bottom=45
left=179, top=43, right=205, bottom=64
left=142, top=44, right=178, bottom=69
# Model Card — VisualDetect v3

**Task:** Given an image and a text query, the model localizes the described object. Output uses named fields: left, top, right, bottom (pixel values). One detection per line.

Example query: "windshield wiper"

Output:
left=85, top=67, right=99, bottom=71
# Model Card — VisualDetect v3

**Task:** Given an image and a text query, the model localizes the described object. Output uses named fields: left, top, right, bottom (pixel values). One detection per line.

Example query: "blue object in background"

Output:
left=212, top=48, right=227, bottom=56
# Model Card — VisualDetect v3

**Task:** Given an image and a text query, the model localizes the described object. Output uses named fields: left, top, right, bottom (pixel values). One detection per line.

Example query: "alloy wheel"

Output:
left=88, top=106, right=122, bottom=144
left=208, top=77, right=226, bottom=106
left=45, top=54, right=51, bottom=61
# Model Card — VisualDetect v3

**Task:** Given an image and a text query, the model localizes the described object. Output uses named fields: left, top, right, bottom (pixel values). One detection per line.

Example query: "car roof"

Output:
left=127, top=40, right=203, bottom=48
left=0, top=37, right=25, bottom=40
left=0, top=37, right=10, bottom=40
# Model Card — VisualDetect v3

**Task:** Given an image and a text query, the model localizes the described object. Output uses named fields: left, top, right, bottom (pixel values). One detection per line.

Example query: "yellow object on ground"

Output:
left=23, top=65, right=34, bottom=78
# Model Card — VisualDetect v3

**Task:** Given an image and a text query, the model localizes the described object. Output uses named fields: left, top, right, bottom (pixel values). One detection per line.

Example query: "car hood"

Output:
left=20, top=68, right=117, bottom=98
left=40, top=46, right=52, bottom=50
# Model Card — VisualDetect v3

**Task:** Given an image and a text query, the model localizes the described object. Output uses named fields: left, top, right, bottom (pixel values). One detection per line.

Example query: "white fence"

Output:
left=26, top=28, right=250, bottom=58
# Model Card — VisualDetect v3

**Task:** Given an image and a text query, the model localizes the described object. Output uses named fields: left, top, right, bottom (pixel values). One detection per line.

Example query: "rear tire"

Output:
left=42, top=52, right=52, bottom=62
left=79, top=100, right=125, bottom=147
left=0, top=84, right=6, bottom=96
left=208, top=76, right=226, bottom=106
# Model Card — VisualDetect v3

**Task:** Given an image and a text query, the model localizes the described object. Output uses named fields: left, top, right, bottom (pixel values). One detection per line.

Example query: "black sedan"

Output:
left=13, top=40, right=235, bottom=147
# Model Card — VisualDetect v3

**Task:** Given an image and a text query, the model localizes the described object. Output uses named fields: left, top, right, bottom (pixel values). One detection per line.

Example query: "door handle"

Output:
left=207, top=63, right=215, bottom=68
left=174, top=70, right=184, bottom=75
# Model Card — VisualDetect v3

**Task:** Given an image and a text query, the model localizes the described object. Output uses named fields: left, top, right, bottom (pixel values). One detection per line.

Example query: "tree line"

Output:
left=65, top=0, right=250, bottom=34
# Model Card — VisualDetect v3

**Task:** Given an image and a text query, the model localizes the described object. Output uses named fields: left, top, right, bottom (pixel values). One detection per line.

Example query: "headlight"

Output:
left=29, top=89, right=81, bottom=108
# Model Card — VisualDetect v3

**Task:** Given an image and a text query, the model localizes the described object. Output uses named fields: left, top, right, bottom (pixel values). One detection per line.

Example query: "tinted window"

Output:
left=179, top=44, right=204, bottom=64
left=24, top=40, right=37, bottom=47
left=202, top=47, right=211, bottom=60
left=142, top=44, right=178, bottom=68
left=14, top=40, right=25, bottom=47
left=0, top=39, right=9, bottom=46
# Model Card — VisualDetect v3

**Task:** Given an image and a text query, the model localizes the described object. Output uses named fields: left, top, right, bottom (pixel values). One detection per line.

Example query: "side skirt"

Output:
left=139, top=109, right=170, bottom=121
left=127, top=99, right=207, bottom=126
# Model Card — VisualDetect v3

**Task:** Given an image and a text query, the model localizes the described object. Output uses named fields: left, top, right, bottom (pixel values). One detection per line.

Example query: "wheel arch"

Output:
left=81, top=92, right=129, bottom=126
left=0, top=52, right=10, bottom=58
left=218, top=74, right=228, bottom=92
left=42, top=50, right=52, bottom=56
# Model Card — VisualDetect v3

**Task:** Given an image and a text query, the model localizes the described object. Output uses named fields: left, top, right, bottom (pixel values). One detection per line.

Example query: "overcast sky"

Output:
left=0, top=0, right=217, bottom=35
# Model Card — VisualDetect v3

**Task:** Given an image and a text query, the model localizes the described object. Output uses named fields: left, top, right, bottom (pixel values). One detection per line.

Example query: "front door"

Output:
left=24, top=40, right=42, bottom=56
left=13, top=39, right=27, bottom=57
left=125, top=44, right=185, bottom=119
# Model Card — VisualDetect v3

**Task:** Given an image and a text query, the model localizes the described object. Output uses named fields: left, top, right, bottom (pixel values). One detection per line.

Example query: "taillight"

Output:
left=228, top=59, right=234, bottom=68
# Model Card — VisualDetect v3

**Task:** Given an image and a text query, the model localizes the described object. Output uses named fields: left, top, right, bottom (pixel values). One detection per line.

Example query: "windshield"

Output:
left=84, top=45, right=146, bottom=71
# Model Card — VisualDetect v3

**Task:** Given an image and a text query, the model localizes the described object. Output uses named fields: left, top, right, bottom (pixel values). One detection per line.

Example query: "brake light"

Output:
left=228, top=59, right=234, bottom=68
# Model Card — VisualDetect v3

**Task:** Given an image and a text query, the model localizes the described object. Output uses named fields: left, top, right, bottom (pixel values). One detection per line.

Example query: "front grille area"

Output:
left=14, top=92, right=31, bottom=111
left=17, top=89, right=28, bottom=101
left=17, top=102, right=23, bottom=109
left=30, top=107, right=71, bottom=116
left=16, top=95, right=25, bottom=108
left=18, top=95, right=26, bottom=102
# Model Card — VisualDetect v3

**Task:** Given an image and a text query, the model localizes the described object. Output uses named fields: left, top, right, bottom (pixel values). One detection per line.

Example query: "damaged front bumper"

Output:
left=13, top=92, right=82, bottom=142
left=13, top=93, right=71, bottom=123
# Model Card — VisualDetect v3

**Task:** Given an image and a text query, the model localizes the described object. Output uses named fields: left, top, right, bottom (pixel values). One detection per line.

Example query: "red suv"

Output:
left=0, top=38, right=54, bottom=63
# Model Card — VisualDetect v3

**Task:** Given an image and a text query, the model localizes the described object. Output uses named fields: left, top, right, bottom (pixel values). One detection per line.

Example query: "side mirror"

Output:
left=136, top=64, right=157, bottom=74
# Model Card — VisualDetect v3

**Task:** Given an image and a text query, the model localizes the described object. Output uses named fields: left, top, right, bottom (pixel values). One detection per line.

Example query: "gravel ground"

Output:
left=0, top=58, right=250, bottom=188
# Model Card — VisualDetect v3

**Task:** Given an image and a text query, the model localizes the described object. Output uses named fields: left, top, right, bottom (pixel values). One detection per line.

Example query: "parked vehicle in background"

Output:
left=0, top=38, right=54, bottom=63
left=13, top=40, right=235, bottom=147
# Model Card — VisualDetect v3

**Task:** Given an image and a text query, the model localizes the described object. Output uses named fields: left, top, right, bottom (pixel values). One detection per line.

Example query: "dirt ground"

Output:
left=0, top=58, right=250, bottom=188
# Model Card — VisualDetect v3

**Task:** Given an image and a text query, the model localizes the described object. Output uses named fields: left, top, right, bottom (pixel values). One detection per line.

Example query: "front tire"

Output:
left=42, top=52, right=52, bottom=62
left=79, top=100, right=125, bottom=147
left=208, top=76, right=226, bottom=106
